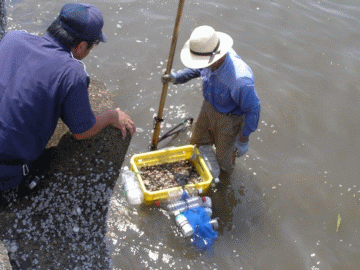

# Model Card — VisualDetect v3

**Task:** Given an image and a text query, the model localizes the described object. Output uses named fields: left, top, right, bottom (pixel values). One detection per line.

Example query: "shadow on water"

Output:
left=209, top=169, right=245, bottom=234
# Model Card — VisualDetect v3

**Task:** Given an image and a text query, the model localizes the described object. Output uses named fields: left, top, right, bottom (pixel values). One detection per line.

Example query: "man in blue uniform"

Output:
left=162, top=25, right=260, bottom=176
left=0, top=3, right=136, bottom=205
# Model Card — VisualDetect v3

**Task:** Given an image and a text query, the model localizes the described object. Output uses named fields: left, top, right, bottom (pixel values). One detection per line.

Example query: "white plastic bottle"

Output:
left=175, top=214, right=194, bottom=237
left=202, top=196, right=212, bottom=217
left=184, top=186, right=200, bottom=197
left=199, top=145, right=220, bottom=185
left=209, top=218, right=219, bottom=231
left=167, top=187, right=201, bottom=205
left=121, top=168, right=144, bottom=205
left=167, top=189, right=185, bottom=203
left=167, top=196, right=203, bottom=215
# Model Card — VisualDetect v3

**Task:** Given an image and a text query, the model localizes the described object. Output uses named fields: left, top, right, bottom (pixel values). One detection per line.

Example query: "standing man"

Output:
left=0, top=3, right=136, bottom=205
left=162, top=25, right=260, bottom=176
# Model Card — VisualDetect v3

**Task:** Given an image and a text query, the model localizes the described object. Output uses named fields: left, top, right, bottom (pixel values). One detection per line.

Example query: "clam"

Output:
left=139, top=160, right=203, bottom=191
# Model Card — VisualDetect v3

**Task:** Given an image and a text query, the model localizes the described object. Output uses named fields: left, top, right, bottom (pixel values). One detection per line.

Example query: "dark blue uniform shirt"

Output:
left=0, top=31, right=96, bottom=189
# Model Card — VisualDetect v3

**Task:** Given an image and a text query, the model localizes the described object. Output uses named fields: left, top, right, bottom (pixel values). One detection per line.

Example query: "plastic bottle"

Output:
left=184, top=186, right=200, bottom=197
left=202, top=196, right=212, bottom=208
left=175, top=214, right=194, bottom=237
left=27, top=175, right=42, bottom=190
left=198, top=145, right=220, bottom=185
left=186, top=196, right=204, bottom=209
left=167, top=189, right=184, bottom=203
left=167, top=196, right=203, bottom=215
left=202, top=196, right=212, bottom=217
left=167, top=187, right=201, bottom=204
left=121, top=168, right=144, bottom=205
left=209, top=218, right=219, bottom=231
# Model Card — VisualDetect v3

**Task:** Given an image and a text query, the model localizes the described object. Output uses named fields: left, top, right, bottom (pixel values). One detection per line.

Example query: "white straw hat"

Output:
left=180, top=25, right=233, bottom=69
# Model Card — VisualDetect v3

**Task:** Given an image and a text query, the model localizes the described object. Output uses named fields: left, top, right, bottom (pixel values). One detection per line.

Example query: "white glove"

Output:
left=235, top=140, right=249, bottom=157
left=161, top=69, right=177, bottom=84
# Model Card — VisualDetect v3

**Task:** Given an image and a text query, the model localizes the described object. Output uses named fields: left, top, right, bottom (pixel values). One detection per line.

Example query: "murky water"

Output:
left=3, top=0, right=360, bottom=269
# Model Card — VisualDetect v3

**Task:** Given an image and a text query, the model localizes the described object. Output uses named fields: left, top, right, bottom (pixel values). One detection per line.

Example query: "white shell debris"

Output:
left=1, top=169, right=116, bottom=269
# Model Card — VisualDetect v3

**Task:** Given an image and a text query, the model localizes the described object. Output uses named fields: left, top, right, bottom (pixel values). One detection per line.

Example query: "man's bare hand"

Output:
left=111, top=108, right=136, bottom=139
left=72, top=108, right=136, bottom=140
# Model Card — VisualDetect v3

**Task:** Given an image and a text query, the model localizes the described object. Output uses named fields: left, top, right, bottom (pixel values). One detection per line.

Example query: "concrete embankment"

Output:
left=0, top=80, right=131, bottom=269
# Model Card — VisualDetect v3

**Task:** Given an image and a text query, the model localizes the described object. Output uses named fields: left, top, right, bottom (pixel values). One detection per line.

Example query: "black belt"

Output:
left=0, top=159, right=25, bottom=166
left=0, top=160, right=30, bottom=176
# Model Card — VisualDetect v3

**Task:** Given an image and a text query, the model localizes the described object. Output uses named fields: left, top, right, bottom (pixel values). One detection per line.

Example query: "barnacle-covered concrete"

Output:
left=0, top=80, right=131, bottom=269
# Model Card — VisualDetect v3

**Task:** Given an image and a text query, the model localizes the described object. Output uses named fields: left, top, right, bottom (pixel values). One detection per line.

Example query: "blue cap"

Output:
left=58, top=3, right=107, bottom=43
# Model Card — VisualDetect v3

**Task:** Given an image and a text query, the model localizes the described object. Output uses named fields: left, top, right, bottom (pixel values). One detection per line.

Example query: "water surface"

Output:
left=3, top=0, right=360, bottom=269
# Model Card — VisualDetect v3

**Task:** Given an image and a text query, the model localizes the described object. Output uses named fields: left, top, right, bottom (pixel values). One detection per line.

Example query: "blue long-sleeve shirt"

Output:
left=174, top=48, right=260, bottom=137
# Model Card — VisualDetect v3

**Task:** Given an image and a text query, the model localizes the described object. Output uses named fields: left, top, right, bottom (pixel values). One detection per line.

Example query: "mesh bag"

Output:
left=183, top=206, right=218, bottom=251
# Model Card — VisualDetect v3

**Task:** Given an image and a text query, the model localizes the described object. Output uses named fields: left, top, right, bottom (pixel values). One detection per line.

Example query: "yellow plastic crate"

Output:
left=130, top=145, right=213, bottom=205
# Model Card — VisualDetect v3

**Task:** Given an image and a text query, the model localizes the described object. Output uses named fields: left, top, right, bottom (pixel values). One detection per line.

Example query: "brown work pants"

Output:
left=190, top=100, right=243, bottom=174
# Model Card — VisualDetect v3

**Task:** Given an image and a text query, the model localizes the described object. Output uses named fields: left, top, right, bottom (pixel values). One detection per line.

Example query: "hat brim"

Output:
left=100, top=31, right=107, bottom=43
left=180, top=31, right=233, bottom=69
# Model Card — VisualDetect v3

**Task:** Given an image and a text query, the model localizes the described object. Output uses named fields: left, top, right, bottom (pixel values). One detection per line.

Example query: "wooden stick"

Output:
left=0, top=0, right=7, bottom=40
left=150, top=0, right=186, bottom=150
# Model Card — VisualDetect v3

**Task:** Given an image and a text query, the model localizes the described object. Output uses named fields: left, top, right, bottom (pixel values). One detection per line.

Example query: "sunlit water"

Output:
left=3, top=0, right=360, bottom=269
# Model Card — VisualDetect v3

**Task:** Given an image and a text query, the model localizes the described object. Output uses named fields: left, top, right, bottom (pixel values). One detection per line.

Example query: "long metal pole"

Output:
left=0, top=0, right=7, bottom=40
left=150, top=0, right=185, bottom=151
